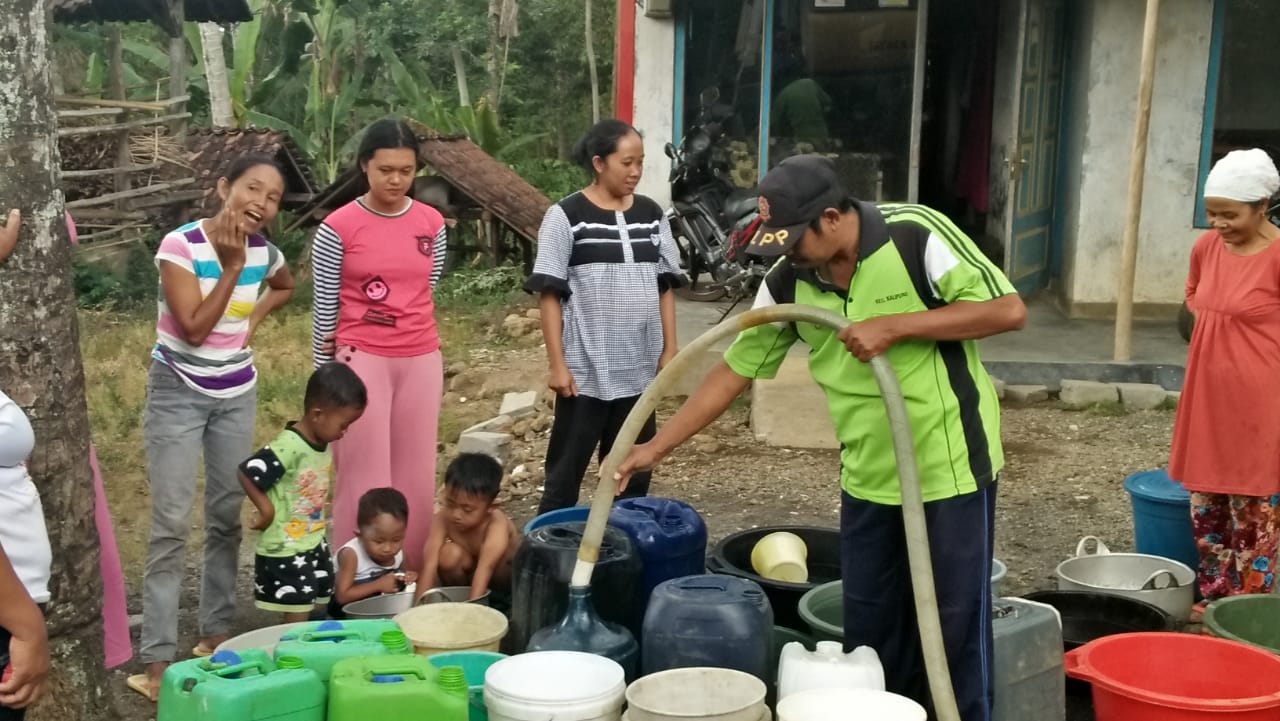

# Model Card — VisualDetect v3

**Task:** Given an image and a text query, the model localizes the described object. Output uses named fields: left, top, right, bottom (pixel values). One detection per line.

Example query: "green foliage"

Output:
left=73, top=245, right=159, bottom=311
left=509, top=157, right=586, bottom=201
left=433, top=264, right=524, bottom=308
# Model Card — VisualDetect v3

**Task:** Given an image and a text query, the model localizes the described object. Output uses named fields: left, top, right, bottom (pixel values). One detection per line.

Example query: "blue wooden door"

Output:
left=1008, top=0, right=1066, bottom=295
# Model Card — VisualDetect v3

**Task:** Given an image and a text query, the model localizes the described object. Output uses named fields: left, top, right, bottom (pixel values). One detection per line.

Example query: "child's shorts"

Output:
left=254, top=541, right=334, bottom=613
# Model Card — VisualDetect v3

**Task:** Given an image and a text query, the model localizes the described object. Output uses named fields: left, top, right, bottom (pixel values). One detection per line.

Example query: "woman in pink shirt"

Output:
left=312, top=119, right=447, bottom=570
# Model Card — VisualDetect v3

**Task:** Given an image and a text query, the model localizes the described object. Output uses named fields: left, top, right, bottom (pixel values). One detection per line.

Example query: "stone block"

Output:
left=499, top=390, right=540, bottom=418
left=463, top=414, right=512, bottom=435
left=1114, top=383, right=1168, bottom=411
left=1059, top=379, right=1119, bottom=409
left=1004, top=384, right=1049, bottom=403
left=456, top=431, right=513, bottom=464
left=1166, top=391, right=1181, bottom=406
left=990, top=377, right=1006, bottom=400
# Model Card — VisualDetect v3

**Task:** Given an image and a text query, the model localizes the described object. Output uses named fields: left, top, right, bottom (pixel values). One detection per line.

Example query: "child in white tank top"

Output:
left=330, top=488, right=416, bottom=617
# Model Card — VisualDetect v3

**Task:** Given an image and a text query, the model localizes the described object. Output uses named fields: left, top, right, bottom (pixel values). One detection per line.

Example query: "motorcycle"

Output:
left=664, top=88, right=767, bottom=319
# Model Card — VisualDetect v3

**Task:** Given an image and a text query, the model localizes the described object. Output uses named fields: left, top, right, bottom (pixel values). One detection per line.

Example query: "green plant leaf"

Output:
left=243, top=110, right=318, bottom=155
left=84, top=52, right=104, bottom=94
left=121, top=37, right=170, bottom=71
left=231, top=16, right=262, bottom=111
left=495, top=132, right=549, bottom=161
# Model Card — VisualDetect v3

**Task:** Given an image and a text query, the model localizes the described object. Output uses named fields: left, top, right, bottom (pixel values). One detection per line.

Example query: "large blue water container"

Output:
left=1123, top=469, right=1198, bottom=571
left=608, top=497, right=707, bottom=625
left=641, top=574, right=774, bottom=682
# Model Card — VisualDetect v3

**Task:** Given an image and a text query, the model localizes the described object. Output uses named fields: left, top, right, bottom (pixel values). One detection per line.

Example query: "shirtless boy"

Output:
left=418, top=453, right=518, bottom=601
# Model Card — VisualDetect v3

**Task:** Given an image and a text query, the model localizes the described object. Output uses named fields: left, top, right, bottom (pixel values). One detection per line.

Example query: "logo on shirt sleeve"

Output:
left=362, top=276, right=390, bottom=303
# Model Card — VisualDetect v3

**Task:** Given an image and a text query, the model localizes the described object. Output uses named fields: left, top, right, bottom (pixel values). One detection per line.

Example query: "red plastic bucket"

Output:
left=1065, top=632, right=1280, bottom=720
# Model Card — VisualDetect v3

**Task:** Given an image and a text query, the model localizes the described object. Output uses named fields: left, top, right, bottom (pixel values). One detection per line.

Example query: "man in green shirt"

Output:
left=616, top=155, right=1024, bottom=720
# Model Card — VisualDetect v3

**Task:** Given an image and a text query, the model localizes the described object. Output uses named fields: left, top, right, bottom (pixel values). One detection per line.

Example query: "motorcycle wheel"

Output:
left=673, top=234, right=729, bottom=302
left=676, top=277, right=729, bottom=302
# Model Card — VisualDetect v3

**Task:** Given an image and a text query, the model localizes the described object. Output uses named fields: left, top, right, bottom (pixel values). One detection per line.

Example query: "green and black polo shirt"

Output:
left=723, top=201, right=1016, bottom=504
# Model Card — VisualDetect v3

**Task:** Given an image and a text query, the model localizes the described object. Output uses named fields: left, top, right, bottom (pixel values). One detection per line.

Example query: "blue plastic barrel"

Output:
left=522, top=506, right=590, bottom=536
left=607, top=497, right=707, bottom=628
left=1123, top=469, right=1198, bottom=571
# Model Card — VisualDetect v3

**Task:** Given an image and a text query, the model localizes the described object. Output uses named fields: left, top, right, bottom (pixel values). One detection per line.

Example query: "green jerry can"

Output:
left=273, top=619, right=411, bottom=683
left=157, top=650, right=325, bottom=721
left=329, top=655, right=469, bottom=721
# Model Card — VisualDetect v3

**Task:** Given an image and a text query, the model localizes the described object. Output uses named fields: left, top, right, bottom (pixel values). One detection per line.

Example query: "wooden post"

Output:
left=106, top=25, right=131, bottom=209
left=1113, top=0, right=1161, bottom=361
left=167, top=0, right=187, bottom=136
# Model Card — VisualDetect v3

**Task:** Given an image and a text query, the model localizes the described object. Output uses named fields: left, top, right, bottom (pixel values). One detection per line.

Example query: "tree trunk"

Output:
left=452, top=46, right=471, bottom=107
left=485, top=0, right=501, bottom=111
left=584, top=0, right=600, bottom=123
left=0, top=1, right=114, bottom=720
left=199, top=23, right=235, bottom=127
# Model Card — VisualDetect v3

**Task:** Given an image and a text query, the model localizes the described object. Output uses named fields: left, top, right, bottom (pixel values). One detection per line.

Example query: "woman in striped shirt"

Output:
left=524, top=119, right=685, bottom=514
left=311, top=118, right=447, bottom=570
left=138, top=155, right=294, bottom=698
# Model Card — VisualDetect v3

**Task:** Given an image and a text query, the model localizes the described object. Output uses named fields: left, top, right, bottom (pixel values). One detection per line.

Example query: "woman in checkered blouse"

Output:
left=523, top=119, right=686, bottom=514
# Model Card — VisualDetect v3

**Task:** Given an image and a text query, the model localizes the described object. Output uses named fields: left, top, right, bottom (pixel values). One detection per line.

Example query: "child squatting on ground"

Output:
left=330, top=487, right=418, bottom=617
left=417, top=453, right=518, bottom=602
left=239, top=363, right=367, bottom=622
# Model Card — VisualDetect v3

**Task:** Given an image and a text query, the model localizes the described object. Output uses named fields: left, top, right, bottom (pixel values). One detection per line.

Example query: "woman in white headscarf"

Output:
left=1170, top=148, right=1280, bottom=622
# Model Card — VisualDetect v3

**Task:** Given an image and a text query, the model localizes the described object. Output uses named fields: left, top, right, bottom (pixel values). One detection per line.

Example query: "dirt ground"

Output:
left=108, top=340, right=1173, bottom=720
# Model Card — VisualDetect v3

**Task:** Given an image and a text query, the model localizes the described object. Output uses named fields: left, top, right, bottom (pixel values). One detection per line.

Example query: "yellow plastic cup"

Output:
left=751, top=532, right=809, bottom=583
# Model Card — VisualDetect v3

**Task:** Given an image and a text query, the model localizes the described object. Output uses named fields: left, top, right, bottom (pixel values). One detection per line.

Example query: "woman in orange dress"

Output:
left=1170, top=148, right=1280, bottom=621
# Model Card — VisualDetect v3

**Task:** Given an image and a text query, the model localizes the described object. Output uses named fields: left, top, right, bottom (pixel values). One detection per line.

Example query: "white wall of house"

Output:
left=633, top=14, right=677, bottom=209
left=1057, top=0, right=1213, bottom=317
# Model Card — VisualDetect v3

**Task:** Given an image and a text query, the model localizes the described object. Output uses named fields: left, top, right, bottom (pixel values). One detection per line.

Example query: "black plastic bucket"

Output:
left=1023, top=589, right=1174, bottom=697
left=706, top=525, right=841, bottom=632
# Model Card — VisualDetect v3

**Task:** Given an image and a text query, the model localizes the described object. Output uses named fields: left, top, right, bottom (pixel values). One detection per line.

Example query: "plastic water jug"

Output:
left=273, top=619, right=411, bottom=683
left=777, top=640, right=884, bottom=701
left=607, top=497, right=707, bottom=627
left=992, top=597, right=1065, bottom=721
left=328, top=654, right=468, bottom=721
left=158, top=649, right=325, bottom=721
left=509, top=522, right=642, bottom=652
left=641, top=575, right=774, bottom=682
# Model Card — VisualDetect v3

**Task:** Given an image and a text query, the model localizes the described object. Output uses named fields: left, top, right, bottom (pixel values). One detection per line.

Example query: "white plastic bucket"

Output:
left=484, top=650, right=626, bottom=721
left=776, top=688, right=926, bottom=721
left=626, top=667, right=766, bottom=721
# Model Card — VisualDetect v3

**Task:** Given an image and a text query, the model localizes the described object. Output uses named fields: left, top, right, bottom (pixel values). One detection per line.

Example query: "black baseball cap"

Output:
left=746, top=154, right=849, bottom=257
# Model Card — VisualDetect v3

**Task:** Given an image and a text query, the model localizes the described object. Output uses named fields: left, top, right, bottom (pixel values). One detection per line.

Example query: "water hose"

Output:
left=571, top=303, right=961, bottom=721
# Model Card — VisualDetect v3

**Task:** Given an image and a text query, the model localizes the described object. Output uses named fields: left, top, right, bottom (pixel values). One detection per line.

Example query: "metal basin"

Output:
left=1054, top=536, right=1194, bottom=622
left=343, top=590, right=418, bottom=619
left=419, top=586, right=491, bottom=605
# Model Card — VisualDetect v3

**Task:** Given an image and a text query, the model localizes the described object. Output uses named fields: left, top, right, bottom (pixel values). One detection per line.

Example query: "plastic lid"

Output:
left=1123, top=470, right=1189, bottom=503
left=210, top=650, right=241, bottom=666
left=484, top=651, right=625, bottom=704
left=316, top=621, right=344, bottom=631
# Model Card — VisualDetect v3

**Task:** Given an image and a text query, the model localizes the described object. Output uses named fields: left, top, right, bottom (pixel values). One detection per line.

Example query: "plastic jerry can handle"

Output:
left=209, top=659, right=272, bottom=679
left=364, top=667, right=428, bottom=682
left=301, top=630, right=360, bottom=643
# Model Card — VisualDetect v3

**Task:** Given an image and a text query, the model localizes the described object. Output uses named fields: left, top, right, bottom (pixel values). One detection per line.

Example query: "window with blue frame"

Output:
left=1195, top=0, right=1280, bottom=227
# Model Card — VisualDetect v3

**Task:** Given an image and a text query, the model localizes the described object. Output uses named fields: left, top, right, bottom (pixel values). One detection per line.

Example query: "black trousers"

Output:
left=537, top=394, right=657, bottom=515
left=840, top=482, right=997, bottom=721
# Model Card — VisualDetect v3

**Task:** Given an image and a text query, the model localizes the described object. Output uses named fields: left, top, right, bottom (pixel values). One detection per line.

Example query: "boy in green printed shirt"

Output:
left=239, top=363, right=367, bottom=621
left=616, top=155, right=1025, bottom=721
